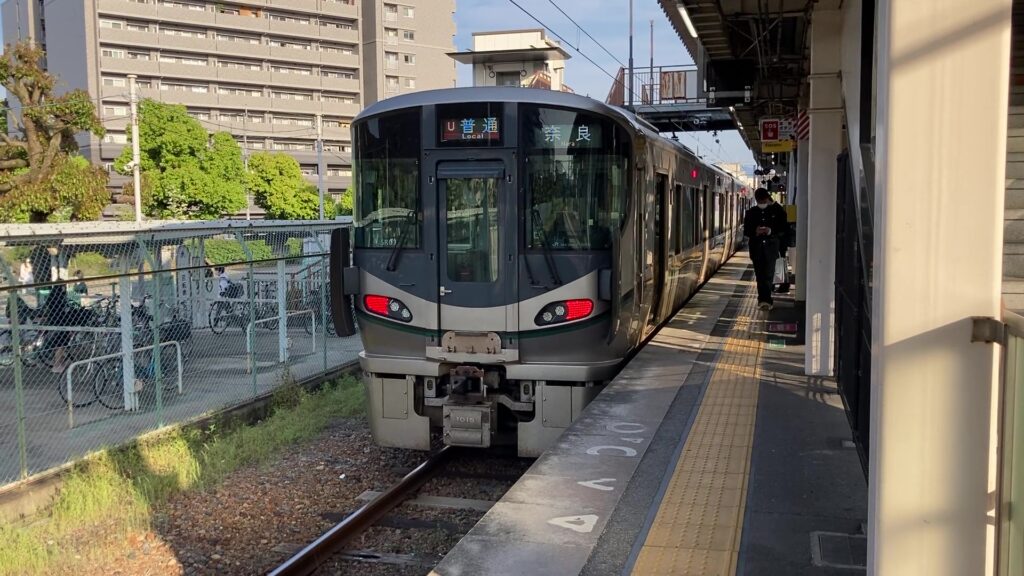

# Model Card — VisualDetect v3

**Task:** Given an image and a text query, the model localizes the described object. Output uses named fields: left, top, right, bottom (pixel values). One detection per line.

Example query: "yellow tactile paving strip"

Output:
left=632, top=283, right=761, bottom=576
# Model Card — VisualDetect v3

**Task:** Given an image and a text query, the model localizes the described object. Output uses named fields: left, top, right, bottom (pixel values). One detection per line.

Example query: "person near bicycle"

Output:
left=73, top=271, right=88, bottom=296
left=40, top=281, right=85, bottom=373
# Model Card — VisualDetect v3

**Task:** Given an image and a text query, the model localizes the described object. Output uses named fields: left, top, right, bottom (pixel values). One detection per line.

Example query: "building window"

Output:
left=272, top=115, right=314, bottom=127
left=384, top=4, right=398, bottom=20
left=217, top=32, right=260, bottom=44
left=402, top=30, right=415, bottom=41
left=271, top=65, right=312, bottom=75
left=161, top=82, right=208, bottom=93
left=322, top=68, right=355, bottom=79
left=403, top=77, right=415, bottom=89
left=159, top=53, right=207, bottom=65
left=218, top=59, right=261, bottom=70
left=321, top=43, right=355, bottom=55
left=272, top=140, right=315, bottom=151
left=103, top=105, right=129, bottom=116
left=99, top=19, right=124, bottom=29
left=135, top=78, right=153, bottom=88
left=402, top=6, right=414, bottom=17
left=189, top=110, right=211, bottom=120
left=103, top=132, right=128, bottom=144
left=323, top=142, right=350, bottom=153
left=219, top=111, right=264, bottom=123
left=300, top=166, right=317, bottom=176
left=496, top=71, right=520, bottom=87
left=322, top=93, right=356, bottom=104
left=102, top=76, right=126, bottom=87
left=218, top=86, right=262, bottom=97
left=402, top=53, right=415, bottom=65
left=327, top=168, right=352, bottom=177
left=249, top=141, right=266, bottom=149
left=161, top=26, right=206, bottom=38
left=269, top=39, right=311, bottom=50
left=160, top=0, right=206, bottom=11
left=384, top=51, right=398, bottom=69
left=127, top=50, right=151, bottom=60
left=384, top=28, right=398, bottom=44
left=320, top=19, right=355, bottom=29
left=101, top=48, right=125, bottom=59
left=218, top=6, right=239, bottom=14
left=272, top=90, right=314, bottom=101
left=385, top=76, right=399, bottom=92
left=268, top=13, right=310, bottom=24
left=125, top=22, right=150, bottom=31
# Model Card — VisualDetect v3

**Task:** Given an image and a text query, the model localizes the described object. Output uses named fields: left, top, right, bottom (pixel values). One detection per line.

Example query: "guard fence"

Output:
left=0, top=220, right=359, bottom=488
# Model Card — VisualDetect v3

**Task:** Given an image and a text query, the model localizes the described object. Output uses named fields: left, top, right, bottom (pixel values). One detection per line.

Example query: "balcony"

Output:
left=214, top=12, right=270, bottom=34
left=99, top=26, right=161, bottom=48
left=156, top=32, right=215, bottom=53
left=270, top=98, right=322, bottom=114
left=320, top=102, right=361, bottom=117
left=96, top=0, right=158, bottom=19
left=321, top=76, right=359, bottom=92
left=159, top=62, right=214, bottom=80
left=155, top=88, right=219, bottom=107
left=216, top=66, right=268, bottom=85
left=319, top=52, right=360, bottom=69
left=215, top=39, right=271, bottom=59
left=320, top=1, right=357, bottom=19
left=269, top=19, right=320, bottom=40
left=270, top=45, right=321, bottom=65
left=270, top=71, right=321, bottom=89
left=218, top=94, right=275, bottom=111
left=322, top=125, right=351, bottom=141
left=153, top=4, right=212, bottom=26
left=318, top=26, right=358, bottom=45
left=99, top=56, right=156, bottom=76
left=271, top=0, right=319, bottom=14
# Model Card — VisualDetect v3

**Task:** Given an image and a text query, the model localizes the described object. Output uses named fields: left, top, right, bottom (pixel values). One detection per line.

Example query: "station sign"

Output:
left=760, top=117, right=796, bottom=153
left=531, top=123, right=602, bottom=148
left=762, top=139, right=795, bottom=153
left=760, top=119, right=780, bottom=141
left=441, top=116, right=501, bottom=142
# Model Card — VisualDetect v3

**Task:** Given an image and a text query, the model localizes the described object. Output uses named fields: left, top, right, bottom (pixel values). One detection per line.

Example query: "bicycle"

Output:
left=92, top=335, right=182, bottom=410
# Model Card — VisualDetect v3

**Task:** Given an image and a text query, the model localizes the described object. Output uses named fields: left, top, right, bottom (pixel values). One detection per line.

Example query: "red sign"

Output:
left=760, top=119, right=780, bottom=141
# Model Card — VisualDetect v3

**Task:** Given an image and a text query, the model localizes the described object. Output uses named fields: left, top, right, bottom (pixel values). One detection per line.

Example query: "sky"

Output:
left=452, top=0, right=755, bottom=171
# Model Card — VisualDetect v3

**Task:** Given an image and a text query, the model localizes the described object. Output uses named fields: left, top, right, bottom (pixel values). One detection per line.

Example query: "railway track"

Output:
left=268, top=446, right=457, bottom=576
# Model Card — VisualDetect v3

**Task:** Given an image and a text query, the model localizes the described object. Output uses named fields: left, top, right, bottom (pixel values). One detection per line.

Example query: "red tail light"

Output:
left=535, top=298, right=595, bottom=326
left=364, top=295, right=390, bottom=315
left=565, top=299, right=594, bottom=321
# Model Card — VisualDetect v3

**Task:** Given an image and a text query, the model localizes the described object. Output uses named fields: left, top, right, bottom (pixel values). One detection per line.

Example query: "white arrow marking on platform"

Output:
left=586, top=445, right=638, bottom=457
left=547, top=514, right=599, bottom=533
left=620, top=437, right=644, bottom=444
left=577, top=478, right=617, bottom=491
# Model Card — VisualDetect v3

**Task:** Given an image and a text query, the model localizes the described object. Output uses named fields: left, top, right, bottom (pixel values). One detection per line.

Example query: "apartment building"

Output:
left=1, top=0, right=456, bottom=211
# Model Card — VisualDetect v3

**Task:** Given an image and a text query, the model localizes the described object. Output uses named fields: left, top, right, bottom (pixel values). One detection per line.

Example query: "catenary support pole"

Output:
left=128, top=74, right=142, bottom=223
left=316, top=114, right=326, bottom=220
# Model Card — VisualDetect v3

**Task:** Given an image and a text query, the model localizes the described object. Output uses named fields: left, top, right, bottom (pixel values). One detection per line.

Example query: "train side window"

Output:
left=692, top=187, right=703, bottom=246
left=675, top=183, right=693, bottom=251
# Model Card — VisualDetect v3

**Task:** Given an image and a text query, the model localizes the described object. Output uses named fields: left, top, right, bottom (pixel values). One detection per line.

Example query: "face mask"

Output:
left=756, top=202, right=768, bottom=209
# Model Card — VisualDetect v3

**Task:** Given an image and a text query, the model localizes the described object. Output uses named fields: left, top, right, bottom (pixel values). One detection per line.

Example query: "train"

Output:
left=329, top=87, right=748, bottom=457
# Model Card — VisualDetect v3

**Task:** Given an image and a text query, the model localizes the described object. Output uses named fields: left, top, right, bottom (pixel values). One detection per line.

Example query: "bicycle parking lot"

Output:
left=0, top=220, right=359, bottom=487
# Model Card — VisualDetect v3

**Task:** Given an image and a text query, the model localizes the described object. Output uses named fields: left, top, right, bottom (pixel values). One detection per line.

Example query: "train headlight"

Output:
left=363, top=294, right=413, bottom=323
left=535, top=299, right=594, bottom=326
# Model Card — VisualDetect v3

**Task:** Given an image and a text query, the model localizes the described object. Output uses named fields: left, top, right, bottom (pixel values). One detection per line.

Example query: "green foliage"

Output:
left=337, top=187, right=354, bottom=216
left=285, top=237, right=304, bottom=257
left=116, top=100, right=246, bottom=219
left=0, top=155, right=109, bottom=223
left=0, top=42, right=107, bottom=222
left=248, top=152, right=333, bottom=220
left=0, top=377, right=365, bottom=575
left=190, top=238, right=273, bottom=265
left=68, top=252, right=112, bottom=278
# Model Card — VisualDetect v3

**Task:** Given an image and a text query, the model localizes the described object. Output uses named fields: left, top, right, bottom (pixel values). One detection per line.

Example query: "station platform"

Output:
left=432, top=260, right=868, bottom=576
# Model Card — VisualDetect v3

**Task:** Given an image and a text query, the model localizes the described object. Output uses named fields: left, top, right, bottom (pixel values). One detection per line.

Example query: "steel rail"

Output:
left=267, top=446, right=455, bottom=576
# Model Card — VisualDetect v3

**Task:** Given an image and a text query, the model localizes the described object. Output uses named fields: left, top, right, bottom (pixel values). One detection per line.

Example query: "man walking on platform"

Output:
left=743, top=188, right=788, bottom=310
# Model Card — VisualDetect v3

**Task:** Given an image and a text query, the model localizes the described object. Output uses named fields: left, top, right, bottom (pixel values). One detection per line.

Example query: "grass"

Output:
left=0, top=376, right=365, bottom=575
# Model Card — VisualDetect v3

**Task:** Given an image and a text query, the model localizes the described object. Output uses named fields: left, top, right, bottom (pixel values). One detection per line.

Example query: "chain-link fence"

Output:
left=0, top=220, right=360, bottom=488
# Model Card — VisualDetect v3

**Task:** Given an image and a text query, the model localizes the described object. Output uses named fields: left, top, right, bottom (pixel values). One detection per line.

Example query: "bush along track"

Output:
left=0, top=376, right=365, bottom=576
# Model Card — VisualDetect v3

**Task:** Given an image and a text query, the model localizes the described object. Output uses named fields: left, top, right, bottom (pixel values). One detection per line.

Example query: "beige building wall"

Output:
left=1, top=0, right=455, bottom=215
left=361, top=0, right=456, bottom=104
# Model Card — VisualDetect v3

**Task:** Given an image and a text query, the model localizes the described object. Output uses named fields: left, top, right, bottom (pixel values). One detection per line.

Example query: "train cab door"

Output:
left=433, top=159, right=518, bottom=345
left=649, top=173, right=669, bottom=325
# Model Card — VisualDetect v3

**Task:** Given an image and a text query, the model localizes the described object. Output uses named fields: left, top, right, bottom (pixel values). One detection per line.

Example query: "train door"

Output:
left=434, top=159, right=518, bottom=336
left=650, top=173, right=669, bottom=323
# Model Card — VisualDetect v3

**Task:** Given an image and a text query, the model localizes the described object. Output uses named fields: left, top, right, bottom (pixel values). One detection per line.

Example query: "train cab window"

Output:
left=521, top=105, right=629, bottom=251
left=354, top=110, right=421, bottom=249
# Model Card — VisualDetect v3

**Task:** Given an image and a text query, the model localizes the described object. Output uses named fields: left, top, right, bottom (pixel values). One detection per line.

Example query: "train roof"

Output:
left=355, top=87, right=655, bottom=134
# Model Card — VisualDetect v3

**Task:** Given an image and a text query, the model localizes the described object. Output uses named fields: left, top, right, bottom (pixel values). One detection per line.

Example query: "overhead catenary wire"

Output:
left=545, top=0, right=627, bottom=69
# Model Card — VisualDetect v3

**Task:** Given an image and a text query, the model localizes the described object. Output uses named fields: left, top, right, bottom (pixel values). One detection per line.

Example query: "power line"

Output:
left=546, top=0, right=626, bottom=69
left=505, top=0, right=640, bottom=103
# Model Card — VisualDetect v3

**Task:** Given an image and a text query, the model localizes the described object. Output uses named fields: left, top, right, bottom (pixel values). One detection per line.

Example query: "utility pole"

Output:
left=628, top=0, right=634, bottom=108
left=243, top=110, right=250, bottom=221
left=128, top=74, right=142, bottom=223
left=316, top=113, right=325, bottom=220
left=650, top=19, right=654, bottom=73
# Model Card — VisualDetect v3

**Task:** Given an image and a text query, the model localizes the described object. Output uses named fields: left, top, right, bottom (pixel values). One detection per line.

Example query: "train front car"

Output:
left=336, top=89, right=638, bottom=456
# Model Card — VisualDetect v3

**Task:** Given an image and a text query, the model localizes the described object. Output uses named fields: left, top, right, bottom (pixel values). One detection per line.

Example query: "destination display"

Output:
left=531, top=123, right=602, bottom=148
left=440, top=117, right=501, bottom=142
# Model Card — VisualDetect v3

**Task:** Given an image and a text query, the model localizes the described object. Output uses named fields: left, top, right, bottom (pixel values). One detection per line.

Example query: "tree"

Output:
left=0, top=41, right=107, bottom=222
left=337, top=187, right=354, bottom=216
left=0, top=155, right=109, bottom=222
left=116, top=99, right=246, bottom=219
left=247, top=152, right=334, bottom=220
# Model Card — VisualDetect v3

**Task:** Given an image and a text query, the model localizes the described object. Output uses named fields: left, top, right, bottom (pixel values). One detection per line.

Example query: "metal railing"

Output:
left=606, top=65, right=701, bottom=107
left=998, top=309, right=1024, bottom=575
left=0, top=220, right=359, bottom=488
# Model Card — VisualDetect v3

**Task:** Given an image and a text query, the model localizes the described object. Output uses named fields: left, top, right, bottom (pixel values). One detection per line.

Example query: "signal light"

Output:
left=691, top=168, right=699, bottom=179
left=363, top=294, right=412, bottom=323
left=535, top=299, right=594, bottom=326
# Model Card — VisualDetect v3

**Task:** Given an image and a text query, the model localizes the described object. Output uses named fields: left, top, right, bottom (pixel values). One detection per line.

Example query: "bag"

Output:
left=773, top=257, right=787, bottom=284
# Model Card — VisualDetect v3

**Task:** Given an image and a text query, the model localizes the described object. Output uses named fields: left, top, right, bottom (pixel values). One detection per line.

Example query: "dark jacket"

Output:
left=743, top=202, right=788, bottom=245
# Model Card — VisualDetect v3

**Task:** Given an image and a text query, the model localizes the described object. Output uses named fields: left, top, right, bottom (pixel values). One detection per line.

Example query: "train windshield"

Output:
left=522, top=105, right=629, bottom=251
left=354, top=110, right=421, bottom=249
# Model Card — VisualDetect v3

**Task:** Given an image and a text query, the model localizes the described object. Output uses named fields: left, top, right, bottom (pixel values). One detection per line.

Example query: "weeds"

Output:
left=0, top=376, right=365, bottom=575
